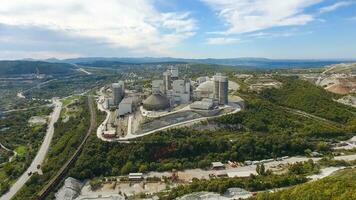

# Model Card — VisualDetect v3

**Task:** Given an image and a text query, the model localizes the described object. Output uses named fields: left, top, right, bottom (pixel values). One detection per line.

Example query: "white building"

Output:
left=169, top=66, right=179, bottom=80
left=152, top=80, right=165, bottom=94
left=55, top=177, right=83, bottom=200
left=112, top=82, right=124, bottom=106
left=118, top=97, right=133, bottom=116
left=190, top=98, right=213, bottom=110
left=171, top=79, right=190, bottom=104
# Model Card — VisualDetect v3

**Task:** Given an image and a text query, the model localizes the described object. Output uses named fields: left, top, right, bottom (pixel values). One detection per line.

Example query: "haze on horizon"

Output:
left=0, top=0, right=356, bottom=60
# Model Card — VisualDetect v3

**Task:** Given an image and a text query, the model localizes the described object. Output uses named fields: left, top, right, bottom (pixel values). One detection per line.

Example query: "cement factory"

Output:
left=97, top=66, right=242, bottom=140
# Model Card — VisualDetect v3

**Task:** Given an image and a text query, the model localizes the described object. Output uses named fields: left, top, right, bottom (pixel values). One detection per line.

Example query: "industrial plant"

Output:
left=98, top=66, right=242, bottom=140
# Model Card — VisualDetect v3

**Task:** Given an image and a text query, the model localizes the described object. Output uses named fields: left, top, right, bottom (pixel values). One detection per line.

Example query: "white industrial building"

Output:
left=190, top=98, right=214, bottom=110
left=152, top=80, right=165, bottom=94
left=55, top=177, right=83, bottom=200
left=171, top=79, right=190, bottom=104
left=118, top=97, right=133, bottom=116
left=112, top=81, right=125, bottom=106
left=169, top=66, right=179, bottom=80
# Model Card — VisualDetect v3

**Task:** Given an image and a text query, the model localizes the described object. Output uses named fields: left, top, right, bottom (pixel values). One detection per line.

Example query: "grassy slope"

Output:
left=252, top=168, right=356, bottom=200
left=0, top=61, right=75, bottom=76
left=260, top=76, right=356, bottom=125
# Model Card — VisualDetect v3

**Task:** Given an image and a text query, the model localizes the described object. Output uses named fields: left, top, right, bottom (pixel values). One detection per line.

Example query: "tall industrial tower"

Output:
left=213, top=73, right=228, bottom=105
left=163, top=71, right=172, bottom=93
left=112, top=81, right=124, bottom=105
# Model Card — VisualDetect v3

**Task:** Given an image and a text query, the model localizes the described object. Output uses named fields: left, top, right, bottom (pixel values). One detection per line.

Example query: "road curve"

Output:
left=0, top=99, right=62, bottom=200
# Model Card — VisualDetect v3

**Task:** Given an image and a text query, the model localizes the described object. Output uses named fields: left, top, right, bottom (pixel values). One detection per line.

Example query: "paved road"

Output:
left=0, top=99, right=62, bottom=200
left=37, top=96, right=96, bottom=199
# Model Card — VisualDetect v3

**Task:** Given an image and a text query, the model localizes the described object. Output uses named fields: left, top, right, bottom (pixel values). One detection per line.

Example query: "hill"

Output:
left=0, top=61, right=76, bottom=76
left=260, top=76, right=356, bottom=125
left=34, top=57, right=356, bottom=69
left=252, top=168, right=356, bottom=200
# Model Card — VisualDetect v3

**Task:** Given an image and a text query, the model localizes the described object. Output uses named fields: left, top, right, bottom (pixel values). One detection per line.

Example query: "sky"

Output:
left=0, top=0, right=355, bottom=60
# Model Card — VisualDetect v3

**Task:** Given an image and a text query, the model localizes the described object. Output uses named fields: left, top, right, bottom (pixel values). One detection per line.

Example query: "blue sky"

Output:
left=0, top=0, right=355, bottom=59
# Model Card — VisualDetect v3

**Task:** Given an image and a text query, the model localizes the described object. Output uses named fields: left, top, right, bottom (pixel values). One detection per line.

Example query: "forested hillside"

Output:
left=0, top=61, right=75, bottom=76
left=260, top=76, right=356, bottom=125
left=252, top=168, right=356, bottom=200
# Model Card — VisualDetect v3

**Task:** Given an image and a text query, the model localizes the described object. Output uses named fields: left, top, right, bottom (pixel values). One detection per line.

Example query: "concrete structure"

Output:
left=112, top=82, right=124, bottom=106
left=128, top=173, right=143, bottom=181
left=152, top=80, right=165, bottom=94
left=213, top=73, right=228, bottom=105
left=190, top=98, right=213, bottom=110
left=211, top=162, right=225, bottom=170
left=169, top=66, right=179, bottom=80
left=118, top=97, right=133, bottom=116
left=143, top=93, right=170, bottom=111
left=55, top=177, right=83, bottom=200
left=163, top=71, right=172, bottom=93
left=172, top=79, right=190, bottom=104
left=103, top=130, right=116, bottom=139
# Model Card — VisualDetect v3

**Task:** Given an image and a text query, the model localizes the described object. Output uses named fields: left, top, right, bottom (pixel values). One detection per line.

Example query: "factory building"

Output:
left=171, top=79, right=190, bottom=104
left=152, top=80, right=165, bottom=94
left=112, top=82, right=125, bottom=106
left=163, top=71, right=172, bottom=92
left=118, top=97, right=133, bottom=117
left=213, top=73, right=228, bottom=105
left=169, top=66, right=179, bottom=80
left=190, top=98, right=214, bottom=110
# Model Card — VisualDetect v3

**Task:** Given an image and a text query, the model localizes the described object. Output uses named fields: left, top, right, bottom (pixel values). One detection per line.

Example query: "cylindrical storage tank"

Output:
left=218, top=77, right=228, bottom=105
left=112, top=83, right=123, bottom=105
left=163, top=71, right=172, bottom=92
left=213, top=76, right=219, bottom=99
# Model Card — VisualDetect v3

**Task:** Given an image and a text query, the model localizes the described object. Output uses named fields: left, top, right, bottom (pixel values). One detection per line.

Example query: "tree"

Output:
left=256, top=163, right=266, bottom=176
left=139, top=164, right=148, bottom=173
left=121, top=161, right=134, bottom=175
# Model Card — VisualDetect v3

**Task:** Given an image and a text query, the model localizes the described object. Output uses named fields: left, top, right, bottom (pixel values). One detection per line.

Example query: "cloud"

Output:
left=206, top=37, right=240, bottom=45
left=201, top=0, right=323, bottom=35
left=319, top=1, right=354, bottom=14
left=0, top=50, right=81, bottom=60
left=0, top=0, right=196, bottom=56
left=248, top=29, right=313, bottom=39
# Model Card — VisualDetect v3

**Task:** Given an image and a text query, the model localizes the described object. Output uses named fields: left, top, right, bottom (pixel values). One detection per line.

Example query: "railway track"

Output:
left=36, top=96, right=96, bottom=200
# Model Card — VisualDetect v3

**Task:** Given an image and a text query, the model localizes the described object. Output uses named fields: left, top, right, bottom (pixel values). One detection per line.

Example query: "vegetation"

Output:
left=0, top=106, right=51, bottom=195
left=0, top=61, right=76, bottom=76
left=260, top=76, right=356, bottom=125
left=12, top=96, right=91, bottom=200
left=67, top=94, right=351, bottom=182
left=26, top=75, right=107, bottom=99
left=163, top=174, right=307, bottom=199
left=251, top=168, right=356, bottom=200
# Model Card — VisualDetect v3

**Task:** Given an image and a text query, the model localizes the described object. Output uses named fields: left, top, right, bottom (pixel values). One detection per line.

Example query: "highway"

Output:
left=0, top=98, right=62, bottom=200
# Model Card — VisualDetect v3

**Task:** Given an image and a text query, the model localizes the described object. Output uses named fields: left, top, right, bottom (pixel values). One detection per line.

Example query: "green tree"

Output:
left=121, top=161, right=134, bottom=175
